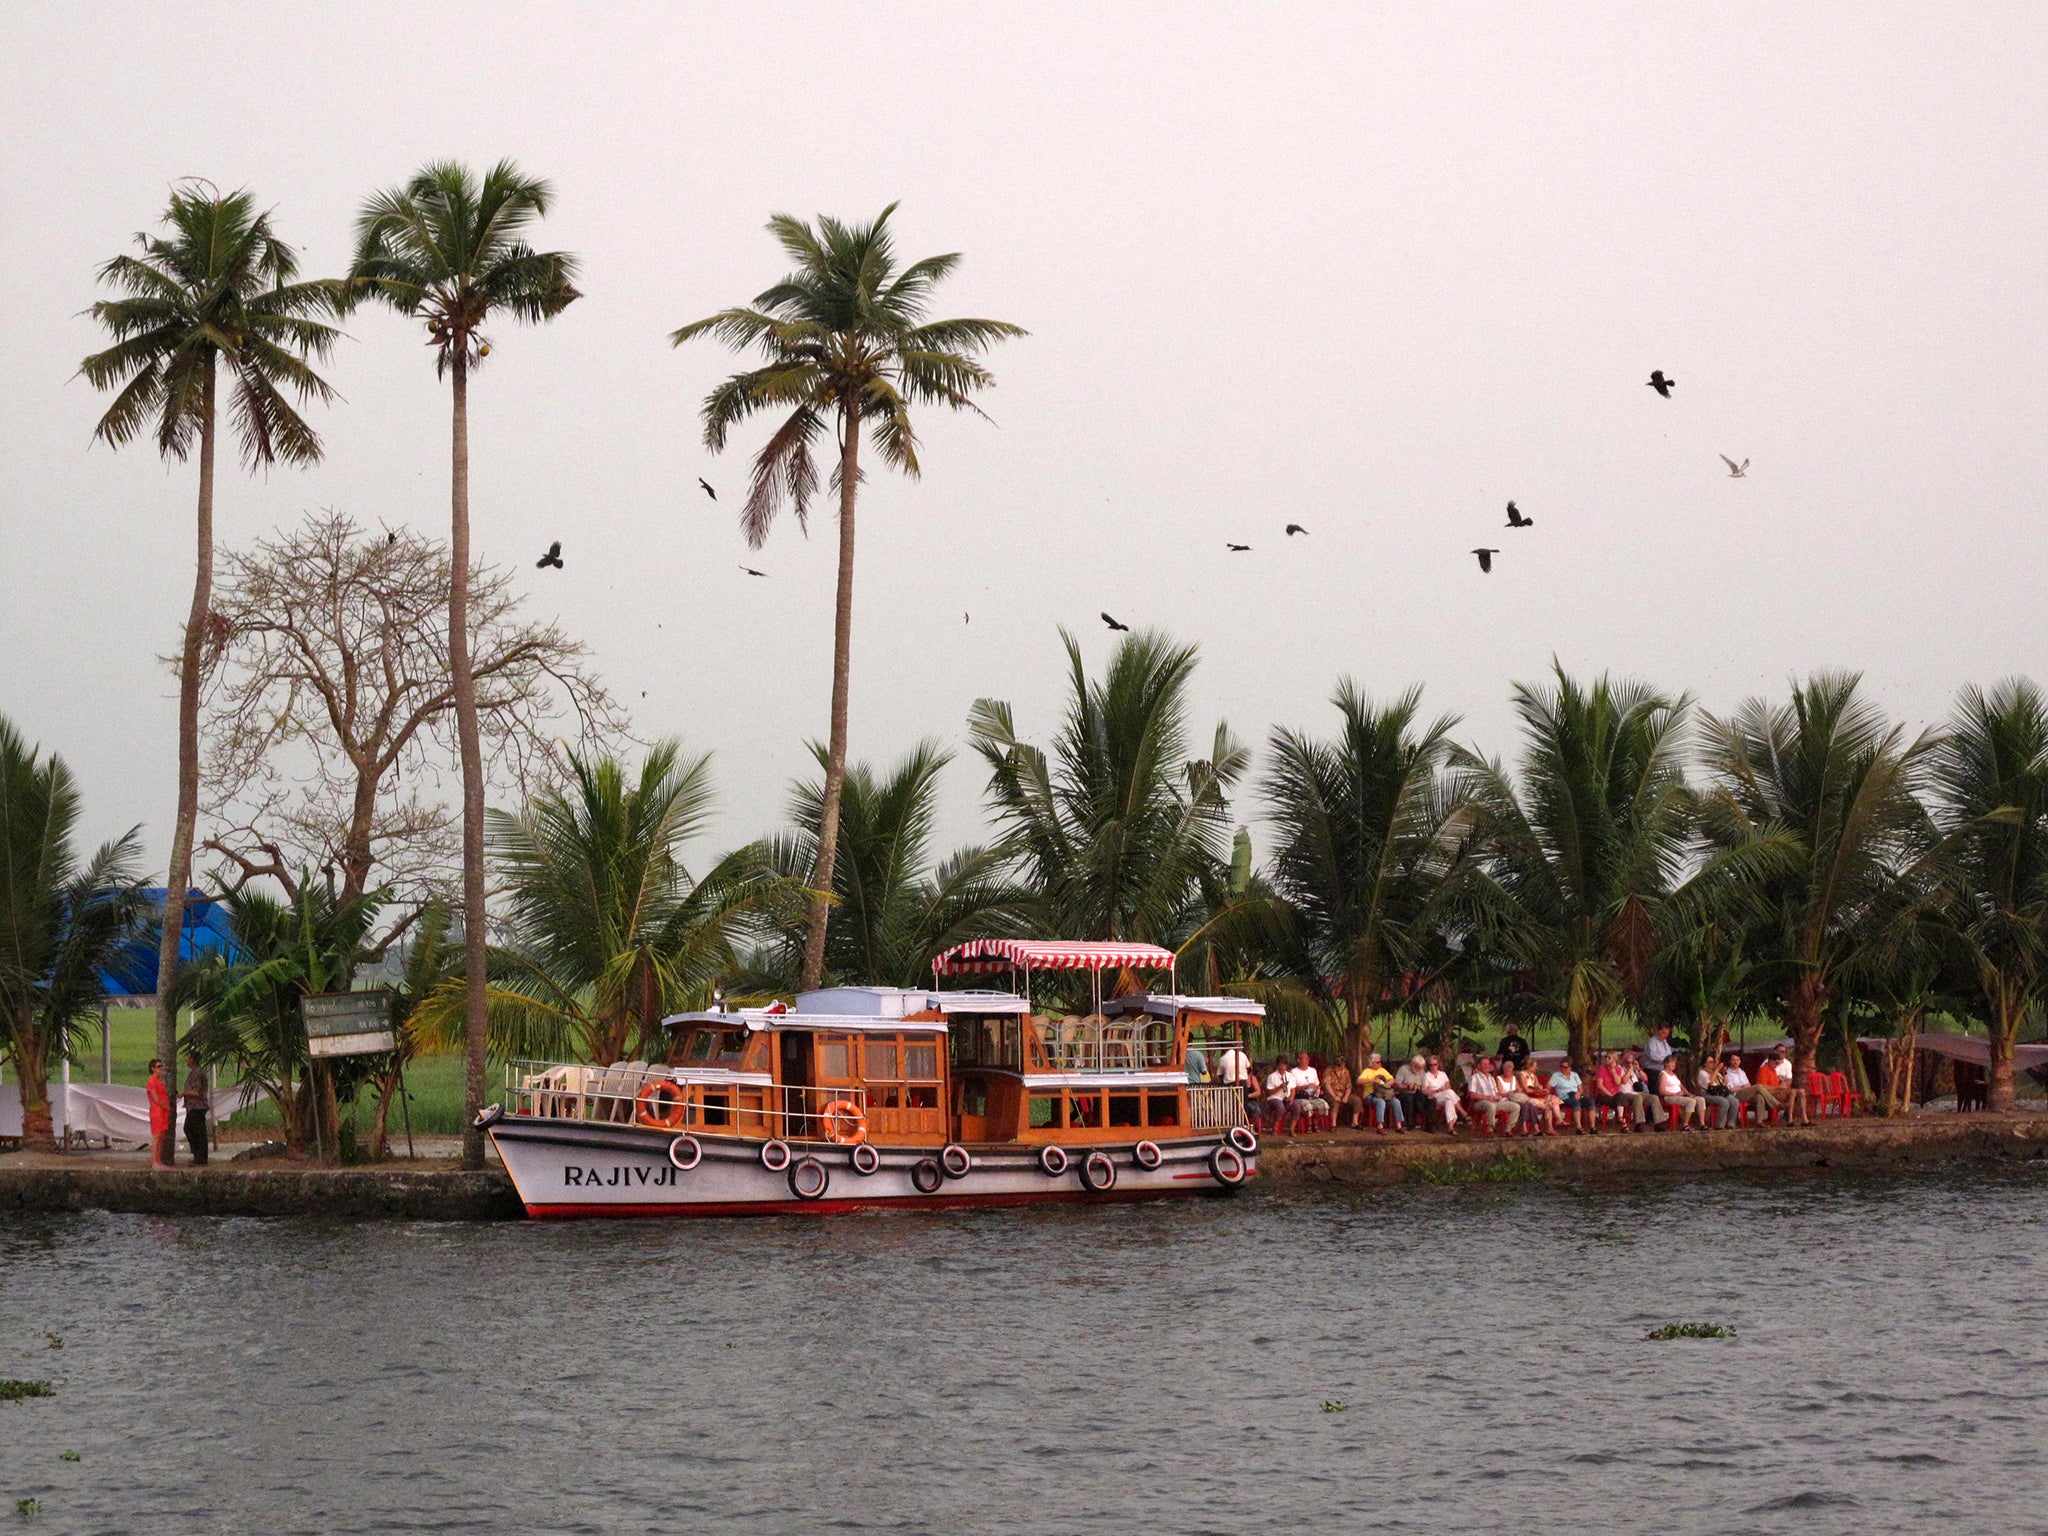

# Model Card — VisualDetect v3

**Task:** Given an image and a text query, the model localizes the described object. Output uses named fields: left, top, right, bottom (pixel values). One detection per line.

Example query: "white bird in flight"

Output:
left=1720, top=455, right=1749, bottom=479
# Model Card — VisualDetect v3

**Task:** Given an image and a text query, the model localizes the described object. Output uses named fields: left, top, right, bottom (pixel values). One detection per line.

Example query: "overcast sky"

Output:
left=3, top=2, right=2044, bottom=873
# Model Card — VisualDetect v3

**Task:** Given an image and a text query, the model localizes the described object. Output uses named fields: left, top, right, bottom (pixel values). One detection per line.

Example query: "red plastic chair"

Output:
left=1806, top=1071, right=1835, bottom=1117
left=1827, top=1070, right=1860, bottom=1118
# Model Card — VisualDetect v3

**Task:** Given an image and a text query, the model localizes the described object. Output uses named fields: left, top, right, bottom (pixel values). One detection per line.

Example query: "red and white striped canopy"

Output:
left=933, top=938, right=1178, bottom=975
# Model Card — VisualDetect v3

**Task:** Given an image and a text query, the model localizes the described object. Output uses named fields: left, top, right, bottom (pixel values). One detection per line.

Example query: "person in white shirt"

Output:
left=1465, top=1056, right=1518, bottom=1134
left=1394, top=1055, right=1431, bottom=1129
left=1420, top=1055, right=1462, bottom=1130
left=1762, top=1045, right=1812, bottom=1124
left=1694, top=1058, right=1739, bottom=1129
left=1657, top=1064, right=1706, bottom=1129
left=1262, top=1062, right=1291, bottom=1130
left=1722, top=1052, right=1781, bottom=1124
left=1286, top=1051, right=1330, bottom=1130
left=1216, top=1044, right=1252, bottom=1086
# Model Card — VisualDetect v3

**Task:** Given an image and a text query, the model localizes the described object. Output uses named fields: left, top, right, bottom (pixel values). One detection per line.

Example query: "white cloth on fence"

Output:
left=0, top=1083, right=260, bottom=1142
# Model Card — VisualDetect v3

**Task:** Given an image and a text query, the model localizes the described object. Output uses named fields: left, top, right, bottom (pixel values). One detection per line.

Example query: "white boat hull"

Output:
left=489, top=1116, right=1255, bottom=1218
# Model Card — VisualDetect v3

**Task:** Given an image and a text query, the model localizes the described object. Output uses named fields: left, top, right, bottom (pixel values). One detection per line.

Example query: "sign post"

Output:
left=301, top=992, right=401, bottom=1164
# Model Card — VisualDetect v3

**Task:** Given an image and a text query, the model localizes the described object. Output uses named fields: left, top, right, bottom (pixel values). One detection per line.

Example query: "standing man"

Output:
left=1496, top=1021, right=1532, bottom=1073
left=146, top=1058, right=174, bottom=1168
left=1641, top=1023, right=1677, bottom=1082
left=181, top=1050, right=210, bottom=1166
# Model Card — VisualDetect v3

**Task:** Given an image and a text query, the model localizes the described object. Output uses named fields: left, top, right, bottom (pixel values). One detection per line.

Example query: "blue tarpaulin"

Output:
left=97, top=889, right=238, bottom=997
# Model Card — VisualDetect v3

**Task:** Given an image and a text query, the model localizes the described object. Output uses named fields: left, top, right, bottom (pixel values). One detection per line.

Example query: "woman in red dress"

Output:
left=146, top=1059, right=174, bottom=1167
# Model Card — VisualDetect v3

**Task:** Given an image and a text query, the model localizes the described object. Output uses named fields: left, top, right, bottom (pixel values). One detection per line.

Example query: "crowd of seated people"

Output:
left=1238, top=1031, right=1849, bottom=1136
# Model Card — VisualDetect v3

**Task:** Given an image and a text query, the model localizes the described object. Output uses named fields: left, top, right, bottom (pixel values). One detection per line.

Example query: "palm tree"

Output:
left=672, top=205, right=1024, bottom=991
left=1699, top=672, right=1940, bottom=1081
left=79, top=183, right=339, bottom=1084
left=1929, top=679, right=2048, bottom=1111
left=1456, top=667, right=1700, bottom=1067
left=970, top=629, right=1246, bottom=946
left=764, top=742, right=1028, bottom=987
left=0, top=716, right=150, bottom=1150
left=1262, top=683, right=1477, bottom=1071
left=345, top=161, right=581, bottom=1166
left=413, top=743, right=789, bottom=1066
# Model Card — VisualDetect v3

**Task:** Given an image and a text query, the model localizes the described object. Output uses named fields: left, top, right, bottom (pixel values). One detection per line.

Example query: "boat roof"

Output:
left=1110, top=993, right=1267, bottom=1020
left=663, top=1009, right=953, bottom=1036
left=933, top=938, right=1178, bottom=975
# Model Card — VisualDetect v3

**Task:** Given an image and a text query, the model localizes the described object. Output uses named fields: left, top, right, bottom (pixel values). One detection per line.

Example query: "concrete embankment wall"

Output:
left=1258, top=1113, right=2048, bottom=1186
left=0, top=1163, right=522, bottom=1220
left=0, top=1116, right=2043, bottom=1219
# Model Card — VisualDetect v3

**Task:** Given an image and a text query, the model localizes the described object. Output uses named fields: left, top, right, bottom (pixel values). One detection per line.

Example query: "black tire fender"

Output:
left=760, top=1139, right=792, bottom=1172
left=668, top=1134, right=703, bottom=1171
left=911, top=1157, right=945, bottom=1194
left=788, top=1156, right=830, bottom=1201
left=940, top=1144, right=973, bottom=1179
left=850, top=1142, right=882, bottom=1176
left=1133, top=1140, right=1164, bottom=1170
left=1038, top=1145, right=1070, bottom=1177
left=1211, top=1144, right=1249, bottom=1186
left=1227, top=1124, right=1259, bottom=1155
left=1080, top=1151, right=1118, bottom=1192
left=473, top=1103, right=504, bottom=1129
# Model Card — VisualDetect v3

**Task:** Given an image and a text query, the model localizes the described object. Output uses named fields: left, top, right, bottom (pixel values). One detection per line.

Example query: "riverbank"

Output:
left=2, top=1113, right=2044, bottom=1218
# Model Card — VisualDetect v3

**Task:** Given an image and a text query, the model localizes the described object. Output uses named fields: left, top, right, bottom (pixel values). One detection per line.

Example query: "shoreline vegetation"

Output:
left=5, top=173, right=2044, bottom=1172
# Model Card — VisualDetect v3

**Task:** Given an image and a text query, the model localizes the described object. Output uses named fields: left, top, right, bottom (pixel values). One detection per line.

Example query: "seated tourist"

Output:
left=1657, top=1062, right=1706, bottom=1129
left=1761, top=1045, right=1811, bottom=1125
left=1519, top=1064, right=1564, bottom=1134
left=1694, top=1057, right=1739, bottom=1129
left=1466, top=1056, right=1519, bottom=1135
left=1617, top=1050, right=1661, bottom=1130
left=1548, top=1059, right=1593, bottom=1133
left=1591, top=1051, right=1632, bottom=1131
left=1288, top=1051, right=1330, bottom=1131
left=1421, top=1055, right=1462, bottom=1131
left=1263, top=1060, right=1292, bottom=1130
left=1723, top=1052, right=1780, bottom=1123
left=1357, top=1052, right=1404, bottom=1131
left=1394, top=1054, right=1432, bottom=1129
left=1321, top=1058, right=1356, bottom=1127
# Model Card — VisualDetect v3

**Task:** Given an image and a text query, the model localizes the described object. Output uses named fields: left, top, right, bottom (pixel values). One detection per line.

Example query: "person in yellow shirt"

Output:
left=1356, top=1051, right=1405, bottom=1132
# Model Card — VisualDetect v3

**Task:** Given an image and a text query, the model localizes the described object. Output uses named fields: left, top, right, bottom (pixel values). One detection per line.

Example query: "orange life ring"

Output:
left=821, top=1099, right=867, bottom=1144
left=636, top=1079, right=688, bottom=1129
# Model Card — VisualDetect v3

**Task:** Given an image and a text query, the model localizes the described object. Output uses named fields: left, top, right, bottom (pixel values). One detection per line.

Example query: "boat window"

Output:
left=1069, top=1093, right=1103, bottom=1129
left=818, top=1034, right=853, bottom=1081
left=1108, top=1093, right=1143, bottom=1128
left=688, top=1029, right=747, bottom=1064
left=961, top=1077, right=989, bottom=1117
left=904, top=1039, right=939, bottom=1080
left=951, top=1016, right=1023, bottom=1070
left=1029, top=1095, right=1060, bottom=1128
left=1146, top=1091, right=1181, bottom=1126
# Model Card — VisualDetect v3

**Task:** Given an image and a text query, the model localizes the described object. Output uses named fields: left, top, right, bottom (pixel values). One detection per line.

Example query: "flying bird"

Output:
left=1101, top=612, right=1131, bottom=631
left=698, top=478, right=717, bottom=500
left=740, top=565, right=768, bottom=578
left=1647, top=370, right=1675, bottom=398
left=535, top=542, right=563, bottom=570
left=1285, top=524, right=1308, bottom=536
left=1226, top=542, right=1251, bottom=552
left=1471, top=548, right=1499, bottom=573
left=1505, top=501, right=1533, bottom=528
left=1720, top=455, right=1749, bottom=478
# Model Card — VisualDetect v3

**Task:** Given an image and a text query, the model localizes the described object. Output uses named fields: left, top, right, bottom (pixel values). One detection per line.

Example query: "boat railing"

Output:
left=1187, top=1085, right=1252, bottom=1130
left=506, top=1061, right=869, bottom=1141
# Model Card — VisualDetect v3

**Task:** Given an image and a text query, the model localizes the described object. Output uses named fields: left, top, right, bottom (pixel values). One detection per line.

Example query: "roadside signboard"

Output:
left=301, top=991, right=398, bottom=1058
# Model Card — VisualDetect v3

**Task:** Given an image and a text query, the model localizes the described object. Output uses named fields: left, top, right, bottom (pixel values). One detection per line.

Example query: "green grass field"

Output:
left=49, top=1005, right=480, bottom=1138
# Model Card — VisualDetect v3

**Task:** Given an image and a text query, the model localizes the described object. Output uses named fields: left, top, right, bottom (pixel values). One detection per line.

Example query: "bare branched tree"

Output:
left=199, top=510, right=628, bottom=917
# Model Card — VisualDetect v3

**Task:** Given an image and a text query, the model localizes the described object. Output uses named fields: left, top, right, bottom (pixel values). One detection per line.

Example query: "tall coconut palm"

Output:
left=1456, top=667, right=1700, bottom=1067
left=765, top=742, right=1028, bottom=987
left=672, top=205, right=1024, bottom=991
left=0, top=716, right=149, bottom=1151
left=345, top=161, right=581, bottom=1166
left=1262, top=683, right=1477, bottom=1071
left=414, top=743, right=789, bottom=1066
left=1699, top=672, right=1940, bottom=1080
left=79, top=183, right=339, bottom=1087
left=1929, top=679, right=2048, bottom=1110
left=970, top=630, right=1246, bottom=945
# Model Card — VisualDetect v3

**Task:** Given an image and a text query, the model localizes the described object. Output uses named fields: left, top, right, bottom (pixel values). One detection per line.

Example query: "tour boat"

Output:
left=482, top=939, right=1261, bottom=1219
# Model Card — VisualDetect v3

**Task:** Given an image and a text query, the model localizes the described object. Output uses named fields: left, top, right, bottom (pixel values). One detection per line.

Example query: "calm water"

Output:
left=2, top=1172, right=2044, bottom=1535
